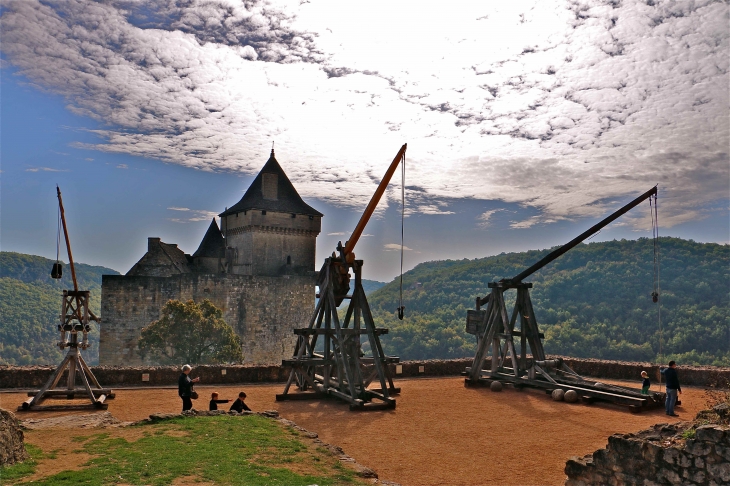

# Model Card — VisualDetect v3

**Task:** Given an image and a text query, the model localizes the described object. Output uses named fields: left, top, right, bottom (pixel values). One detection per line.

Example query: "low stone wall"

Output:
left=0, top=357, right=728, bottom=390
left=565, top=420, right=730, bottom=485
left=0, top=364, right=288, bottom=389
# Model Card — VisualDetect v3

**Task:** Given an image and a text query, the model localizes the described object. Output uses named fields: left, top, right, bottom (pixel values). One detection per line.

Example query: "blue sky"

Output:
left=1, top=0, right=728, bottom=282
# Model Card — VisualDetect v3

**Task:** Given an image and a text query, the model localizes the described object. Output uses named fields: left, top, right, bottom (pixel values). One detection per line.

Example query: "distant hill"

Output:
left=369, top=238, right=730, bottom=366
left=0, top=252, right=120, bottom=365
left=361, top=279, right=386, bottom=294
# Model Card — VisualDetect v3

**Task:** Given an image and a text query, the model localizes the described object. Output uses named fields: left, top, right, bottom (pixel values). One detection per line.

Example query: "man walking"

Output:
left=661, top=361, right=682, bottom=416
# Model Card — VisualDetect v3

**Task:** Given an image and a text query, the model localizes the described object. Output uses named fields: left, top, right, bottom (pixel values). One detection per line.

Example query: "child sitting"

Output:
left=229, top=391, right=252, bottom=413
left=209, top=392, right=231, bottom=411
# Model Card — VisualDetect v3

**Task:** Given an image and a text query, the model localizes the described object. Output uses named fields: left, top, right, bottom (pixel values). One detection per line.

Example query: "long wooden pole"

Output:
left=56, top=185, right=78, bottom=292
left=343, top=144, right=407, bottom=256
left=508, top=185, right=658, bottom=283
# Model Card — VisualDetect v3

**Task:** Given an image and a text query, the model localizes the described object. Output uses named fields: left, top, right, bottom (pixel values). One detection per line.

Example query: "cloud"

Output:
left=25, top=167, right=69, bottom=172
left=167, top=207, right=218, bottom=223
left=510, top=215, right=558, bottom=229
left=327, top=232, right=346, bottom=236
left=85, top=158, right=94, bottom=161
left=383, top=243, right=413, bottom=251
left=116, top=164, right=128, bottom=169
left=477, top=209, right=502, bottom=228
left=1, top=0, right=727, bottom=229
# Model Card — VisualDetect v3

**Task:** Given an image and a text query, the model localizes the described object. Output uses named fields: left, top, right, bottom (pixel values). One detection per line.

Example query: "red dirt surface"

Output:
left=1, top=377, right=708, bottom=486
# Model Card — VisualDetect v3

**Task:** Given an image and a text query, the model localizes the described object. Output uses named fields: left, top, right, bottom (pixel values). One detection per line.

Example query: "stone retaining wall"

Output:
left=565, top=421, right=730, bottom=485
left=0, top=357, right=728, bottom=390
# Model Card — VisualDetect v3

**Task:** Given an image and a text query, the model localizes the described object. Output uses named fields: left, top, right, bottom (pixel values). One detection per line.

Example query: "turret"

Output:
left=219, top=150, right=322, bottom=276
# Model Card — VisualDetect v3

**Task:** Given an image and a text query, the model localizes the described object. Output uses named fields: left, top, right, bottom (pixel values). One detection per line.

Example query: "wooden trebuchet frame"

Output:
left=464, top=281, right=665, bottom=411
left=276, top=256, right=399, bottom=410
left=20, top=290, right=114, bottom=411
left=20, top=185, right=114, bottom=412
left=464, top=186, right=665, bottom=412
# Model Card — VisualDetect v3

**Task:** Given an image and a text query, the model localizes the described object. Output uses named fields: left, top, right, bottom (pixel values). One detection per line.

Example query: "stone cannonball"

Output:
left=551, top=389, right=565, bottom=401
left=564, top=390, right=579, bottom=403
left=490, top=381, right=503, bottom=392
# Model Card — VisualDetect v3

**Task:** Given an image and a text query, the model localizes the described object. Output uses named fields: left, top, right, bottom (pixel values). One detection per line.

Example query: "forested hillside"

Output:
left=369, top=238, right=730, bottom=366
left=0, top=252, right=119, bottom=365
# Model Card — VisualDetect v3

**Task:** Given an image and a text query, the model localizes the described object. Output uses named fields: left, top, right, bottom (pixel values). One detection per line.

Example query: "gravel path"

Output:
left=1, top=376, right=708, bottom=485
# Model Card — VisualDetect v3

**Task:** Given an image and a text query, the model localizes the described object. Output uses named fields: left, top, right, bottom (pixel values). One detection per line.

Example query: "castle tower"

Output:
left=220, top=149, right=322, bottom=276
left=99, top=150, right=323, bottom=366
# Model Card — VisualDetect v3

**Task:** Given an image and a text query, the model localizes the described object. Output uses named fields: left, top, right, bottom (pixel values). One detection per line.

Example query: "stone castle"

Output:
left=99, top=150, right=322, bottom=365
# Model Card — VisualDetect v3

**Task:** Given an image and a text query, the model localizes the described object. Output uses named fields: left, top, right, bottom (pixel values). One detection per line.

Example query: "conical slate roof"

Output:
left=193, top=218, right=225, bottom=258
left=220, top=150, right=322, bottom=217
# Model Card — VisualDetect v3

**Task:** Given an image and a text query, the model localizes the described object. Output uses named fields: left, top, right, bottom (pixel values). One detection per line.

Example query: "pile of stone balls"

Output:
left=551, top=389, right=579, bottom=403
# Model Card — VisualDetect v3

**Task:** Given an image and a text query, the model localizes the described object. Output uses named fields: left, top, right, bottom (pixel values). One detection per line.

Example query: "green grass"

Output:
left=0, top=444, right=43, bottom=482
left=2, top=416, right=363, bottom=485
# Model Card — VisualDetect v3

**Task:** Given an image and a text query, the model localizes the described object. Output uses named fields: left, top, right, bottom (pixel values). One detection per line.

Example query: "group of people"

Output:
left=640, top=360, right=682, bottom=416
left=182, top=362, right=684, bottom=416
left=178, top=364, right=251, bottom=413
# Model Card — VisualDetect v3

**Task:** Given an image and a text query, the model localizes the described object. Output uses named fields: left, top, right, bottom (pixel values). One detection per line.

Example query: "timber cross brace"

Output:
left=464, top=186, right=666, bottom=412
left=276, top=256, right=399, bottom=410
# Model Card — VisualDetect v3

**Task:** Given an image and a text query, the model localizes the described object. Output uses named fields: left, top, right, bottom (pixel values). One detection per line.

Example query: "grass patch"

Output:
left=681, top=428, right=696, bottom=440
left=8, top=415, right=364, bottom=485
left=0, top=444, right=43, bottom=482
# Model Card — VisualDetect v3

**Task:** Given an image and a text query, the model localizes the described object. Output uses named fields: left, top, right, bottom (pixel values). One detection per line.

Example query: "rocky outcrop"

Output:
left=565, top=406, right=730, bottom=485
left=0, top=408, right=29, bottom=466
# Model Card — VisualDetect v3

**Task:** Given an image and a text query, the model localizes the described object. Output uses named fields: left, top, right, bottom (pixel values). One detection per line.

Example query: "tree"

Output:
left=139, top=299, right=244, bottom=365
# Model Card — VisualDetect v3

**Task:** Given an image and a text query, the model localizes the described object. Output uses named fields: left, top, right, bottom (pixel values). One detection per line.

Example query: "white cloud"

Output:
left=25, top=167, right=69, bottom=172
left=327, top=232, right=346, bottom=236
left=383, top=243, right=413, bottom=251
left=167, top=207, right=218, bottom=223
left=1, top=0, right=727, bottom=229
left=477, top=209, right=502, bottom=228
left=116, top=164, right=128, bottom=169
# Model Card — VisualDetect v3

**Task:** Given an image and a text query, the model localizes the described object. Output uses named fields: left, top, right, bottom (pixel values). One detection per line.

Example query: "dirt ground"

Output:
left=1, top=377, right=710, bottom=486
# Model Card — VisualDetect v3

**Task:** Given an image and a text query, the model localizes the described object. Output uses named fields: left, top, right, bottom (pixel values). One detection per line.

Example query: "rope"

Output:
left=650, top=192, right=662, bottom=391
left=397, top=152, right=406, bottom=320
left=56, top=201, right=62, bottom=264
left=54, top=196, right=62, bottom=282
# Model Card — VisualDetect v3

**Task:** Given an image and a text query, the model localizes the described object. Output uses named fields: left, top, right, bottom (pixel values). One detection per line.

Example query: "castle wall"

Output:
left=99, top=273, right=315, bottom=366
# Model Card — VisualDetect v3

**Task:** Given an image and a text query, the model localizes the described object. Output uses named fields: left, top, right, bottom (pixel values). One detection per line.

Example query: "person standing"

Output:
left=178, top=364, right=200, bottom=412
left=661, top=361, right=681, bottom=416
left=640, top=371, right=651, bottom=395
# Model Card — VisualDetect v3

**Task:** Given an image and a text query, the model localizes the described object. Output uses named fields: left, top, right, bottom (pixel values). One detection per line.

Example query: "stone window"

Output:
left=262, top=173, right=278, bottom=200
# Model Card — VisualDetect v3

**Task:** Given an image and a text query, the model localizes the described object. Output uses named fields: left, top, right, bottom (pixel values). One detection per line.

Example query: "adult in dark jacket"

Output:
left=661, top=361, right=682, bottom=416
left=178, top=364, right=200, bottom=412
left=229, top=391, right=251, bottom=413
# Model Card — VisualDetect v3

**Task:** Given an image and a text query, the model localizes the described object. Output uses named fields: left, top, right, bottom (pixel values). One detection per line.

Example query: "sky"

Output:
left=1, top=0, right=728, bottom=283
